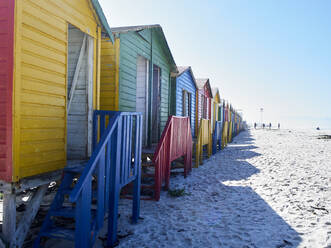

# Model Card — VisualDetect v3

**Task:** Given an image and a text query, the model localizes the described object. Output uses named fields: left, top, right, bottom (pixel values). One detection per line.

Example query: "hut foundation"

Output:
left=0, top=171, right=61, bottom=247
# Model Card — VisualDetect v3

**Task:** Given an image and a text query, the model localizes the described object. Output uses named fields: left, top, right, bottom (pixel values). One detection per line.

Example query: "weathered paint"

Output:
left=172, top=68, right=197, bottom=136
left=1, top=0, right=110, bottom=182
left=0, top=0, right=15, bottom=182
left=100, top=26, right=176, bottom=146
left=67, top=26, right=94, bottom=159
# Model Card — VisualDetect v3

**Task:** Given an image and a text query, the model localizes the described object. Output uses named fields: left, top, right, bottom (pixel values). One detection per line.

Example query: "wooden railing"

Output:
left=195, top=119, right=212, bottom=167
left=152, top=116, right=192, bottom=201
left=69, top=111, right=142, bottom=247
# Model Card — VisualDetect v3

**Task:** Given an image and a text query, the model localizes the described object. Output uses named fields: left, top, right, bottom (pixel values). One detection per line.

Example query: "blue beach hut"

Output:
left=171, top=66, right=197, bottom=136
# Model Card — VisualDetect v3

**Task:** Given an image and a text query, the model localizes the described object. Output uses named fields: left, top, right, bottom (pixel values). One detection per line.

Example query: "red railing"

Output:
left=152, top=116, right=192, bottom=200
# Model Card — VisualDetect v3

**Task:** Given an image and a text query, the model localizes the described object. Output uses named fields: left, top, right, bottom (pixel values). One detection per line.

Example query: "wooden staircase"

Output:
left=34, top=111, right=143, bottom=248
left=136, top=116, right=193, bottom=201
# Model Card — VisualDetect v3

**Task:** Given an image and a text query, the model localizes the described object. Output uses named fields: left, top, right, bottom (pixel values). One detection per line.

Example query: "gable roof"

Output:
left=175, top=66, right=198, bottom=89
left=196, top=78, right=212, bottom=97
left=91, top=0, right=114, bottom=42
left=177, top=66, right=190, bottom=76
left=196, top=78, right=208, bottom=88
left=111, top=24, right=177, bottom=72
left=211, top=87, right=220, bottom=99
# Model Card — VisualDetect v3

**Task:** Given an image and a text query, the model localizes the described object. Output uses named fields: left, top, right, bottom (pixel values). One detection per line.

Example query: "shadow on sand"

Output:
left=214, top=130, right=302, bottom=248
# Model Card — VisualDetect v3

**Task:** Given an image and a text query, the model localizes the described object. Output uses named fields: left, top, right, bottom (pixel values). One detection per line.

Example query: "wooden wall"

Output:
left=12, top=0, right=101, bottom=181
left=196, top=89, right=204, bottom=135
left=175, top=70, right=196, bottom=136
left=0, top=0, right=14, bottom=182
left=100, top=38, right=119, bottom=110
left=118, top=29, right=173, bottom=142
left=118, top=31, right=151, bottom=111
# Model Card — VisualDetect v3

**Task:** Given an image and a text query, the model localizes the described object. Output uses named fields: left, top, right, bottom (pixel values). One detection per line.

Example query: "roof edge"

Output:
left=176, top=66, right=198, bottom=89
left=91, top=0, right=114, bottom=42
left=111, top=24, right=161, bottom=33
left=110, top=25, right=177, bottom=72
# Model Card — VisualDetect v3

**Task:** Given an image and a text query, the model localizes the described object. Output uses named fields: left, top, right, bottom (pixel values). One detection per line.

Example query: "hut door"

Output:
left=202, top=96, right=207, bottom=119
left=151, top=65, right=161, bottom=143
left=67, top=24, right=94, bottom=160
left=182, top=90, right=191, bottom=117
left=136, top=56, right=149, bottom=147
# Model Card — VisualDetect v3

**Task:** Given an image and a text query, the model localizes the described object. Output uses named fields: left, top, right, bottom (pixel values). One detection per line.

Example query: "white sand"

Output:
left=102, top=128, right=331, bottom=248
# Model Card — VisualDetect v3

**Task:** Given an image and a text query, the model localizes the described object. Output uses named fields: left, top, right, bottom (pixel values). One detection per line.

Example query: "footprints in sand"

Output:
left=105, top=130, right=331, bottom=248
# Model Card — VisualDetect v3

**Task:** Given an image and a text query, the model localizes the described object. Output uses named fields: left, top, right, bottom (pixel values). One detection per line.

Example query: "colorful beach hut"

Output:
left=170, top=66, right=197, bottom=136
left=211, top=88, right=222, bottom=154
left=195, top=78, right=212, bottom=134
left=0, top=0, right=113, bottom=183
left=100, top=24, right=177, bottom=147
left=222, top=102, right=230, bottom=147
left=0, top=1, right=144, bottom=246
left=211, top=87, right=220, bottom=130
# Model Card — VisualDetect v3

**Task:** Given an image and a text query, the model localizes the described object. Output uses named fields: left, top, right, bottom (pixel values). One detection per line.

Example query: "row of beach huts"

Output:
left=0, top=0, right=244, bottom=247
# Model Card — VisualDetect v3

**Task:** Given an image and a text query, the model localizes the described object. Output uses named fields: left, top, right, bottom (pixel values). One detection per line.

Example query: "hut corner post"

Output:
left=1, top=182, right=49, bottom=247
left=3, top=191, right=16, bottom=244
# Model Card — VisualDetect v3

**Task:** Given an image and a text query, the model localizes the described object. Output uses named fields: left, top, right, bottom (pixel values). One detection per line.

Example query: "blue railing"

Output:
left=212, top=121, right=223, bottom=154
left=69, top=111, right=142, bottom=247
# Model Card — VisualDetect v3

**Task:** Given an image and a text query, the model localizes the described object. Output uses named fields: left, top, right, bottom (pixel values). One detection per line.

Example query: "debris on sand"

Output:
left=317, top=135, right=331, bottom=140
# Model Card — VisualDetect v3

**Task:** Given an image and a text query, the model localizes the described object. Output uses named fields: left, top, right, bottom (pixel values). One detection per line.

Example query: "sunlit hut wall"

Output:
left=218, top=99, right=224, bottom=124
left=222, top=102, right=230, bottom=147
left=170, top=66, right=197, bottom=137
left=228, top=105, right=234, bottom=142
left=0, top=0, right=113, bottom=182
left=195, top=78, right=212, bottom=135
left=100, top=25, right=177, bottom=147
left=211, top=87, right=220, bottom=131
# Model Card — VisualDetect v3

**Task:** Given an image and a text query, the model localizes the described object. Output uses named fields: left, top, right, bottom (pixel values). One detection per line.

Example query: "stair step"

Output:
left=64, top=165, right=85, bottom=174
left=141, top=173, right=154, bottom=178
left=171, top=162, right=184, bottom=169
left=60, top=189, right=98, bottom=200
left=141, top=184, right=154, bottom=189
left=50, top=207, right=97, bottom=218
left=50, top=207, right=76, bottom=218
left=40, top=227, right=75, bottom=241
left=142, top=161, right=154, bottom=167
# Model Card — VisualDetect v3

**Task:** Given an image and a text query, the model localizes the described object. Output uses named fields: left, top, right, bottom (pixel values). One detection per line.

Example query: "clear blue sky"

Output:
left=99, top=0, right=331, bottom=129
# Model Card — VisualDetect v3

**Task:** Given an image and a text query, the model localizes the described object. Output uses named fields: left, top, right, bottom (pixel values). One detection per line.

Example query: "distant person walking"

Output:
left=262, top=123, right=265, bottom=129
left=269, top=123, right=272, bottom=129
left=254, top=123, right=257, bottom=129
left=278, top=123, right=280, bottom=129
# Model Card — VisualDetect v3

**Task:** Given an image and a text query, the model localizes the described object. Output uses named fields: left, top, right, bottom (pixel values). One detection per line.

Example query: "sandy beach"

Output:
left=99, top=128, right=331, bottom=248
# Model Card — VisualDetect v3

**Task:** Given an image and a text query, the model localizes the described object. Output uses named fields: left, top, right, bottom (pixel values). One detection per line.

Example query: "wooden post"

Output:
left=10, top=184, right=48, bottom=248
left=107, top=118, right=122, bottom=247
left=3, top=193, right=16, bottom=244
